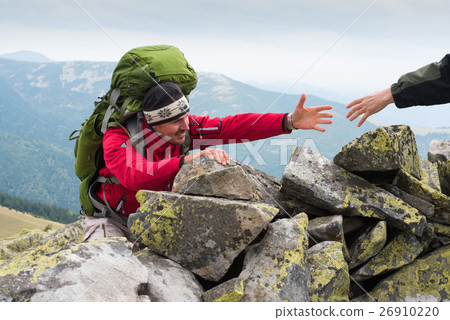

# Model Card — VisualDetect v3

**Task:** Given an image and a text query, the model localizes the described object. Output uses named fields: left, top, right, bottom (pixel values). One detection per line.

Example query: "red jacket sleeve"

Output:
left=188, top=113, right=290, bottom=148
left=102, top=127, right=182, bottom=192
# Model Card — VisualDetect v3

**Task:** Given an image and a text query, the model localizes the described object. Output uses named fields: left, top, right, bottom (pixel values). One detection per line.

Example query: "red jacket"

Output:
left=96, top=112, right=291, bottom=216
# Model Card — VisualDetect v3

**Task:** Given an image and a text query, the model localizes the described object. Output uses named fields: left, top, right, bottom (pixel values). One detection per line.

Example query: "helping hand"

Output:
left=345, top=88, right=394, bottom=127
left=292, top=94, right=333, bottom=132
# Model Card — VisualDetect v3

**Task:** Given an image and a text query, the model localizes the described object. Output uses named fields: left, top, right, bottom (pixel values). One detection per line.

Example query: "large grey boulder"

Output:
left=354, top=245, right=450, bottom=302
left=281, top=147, right=427, bottom=236
left=0, top=237, right=148, bottom=302
left=128, top=190, right=278, bottom=282
left=239, top=213, right=310, bottom=302
left=428, top=139, right=450, bottom=163
left=333, top=125, right=422, bottom=179
left=135, top=248, right=203, bottom=302
left=308, top=241, right=349, bottom=302
left=172, top=157, right=283, bottom=211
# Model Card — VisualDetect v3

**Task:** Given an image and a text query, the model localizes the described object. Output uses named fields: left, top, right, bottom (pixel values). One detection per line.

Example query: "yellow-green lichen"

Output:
left=395, top=170, right=450, bottom=208
left=213, top=280, right=244, bottom=302
left=309, top=242, right=349, bottom=302
left=354, top=233, right=423, bottom=280
left=367, top=245, right=450, bottom=301
left=433, top=223, right=450, bottom=237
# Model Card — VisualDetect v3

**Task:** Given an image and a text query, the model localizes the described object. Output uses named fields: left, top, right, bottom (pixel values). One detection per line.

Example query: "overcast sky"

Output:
left=1, top=0, right=449, bottom=127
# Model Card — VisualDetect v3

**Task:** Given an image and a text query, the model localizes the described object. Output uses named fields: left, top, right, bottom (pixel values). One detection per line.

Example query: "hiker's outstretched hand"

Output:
left=291, top=94, right=333, bottom=132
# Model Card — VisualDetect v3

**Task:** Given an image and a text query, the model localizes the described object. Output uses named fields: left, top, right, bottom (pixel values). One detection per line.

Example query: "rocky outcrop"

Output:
left=333, top=125, right=422, bottom=179
left=281, top=147, right=427, bottom=236
left=1, top=126, right=448, bottom=302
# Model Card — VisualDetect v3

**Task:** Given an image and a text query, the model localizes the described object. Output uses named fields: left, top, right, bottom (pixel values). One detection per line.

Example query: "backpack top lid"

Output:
left=110, top=45, right=198, bottom=112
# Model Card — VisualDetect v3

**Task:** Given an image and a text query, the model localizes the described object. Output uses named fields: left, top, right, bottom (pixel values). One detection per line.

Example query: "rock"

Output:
left=128, top=190, right=278, bottom=282
left=348, top=221, right=387, bottom=269
left=333, top=125, right=422, bottom=180
left=437, top=160, right=450, bottom=196
left=202, top=278, right=244, bottom=302
left=134, top=248, right=203, bottom=302
left=307, top=215, right=350, bottom=261
left=352, top=233, right=424, bottom=281
left=308, top=241, right=349, bottom=302
left=0, top=229, right=47, bottom=260
left=0, top=237, right=148, bottom=302
left=354, top=245, right=450, bottom=302
left=428, top=139, right=450, bottom=162
left=239, top=213, right=310, bottom=302
left=393, top=169, right=450, bottom=217
left=281, top=147, right=427, bottom=236
left=433, top=223, right=450, bottom=238
left=172, top=158, right=261, bottom=201
left=173, top=157, right=285, bottom=213
left=420, top=158, right=441, bottom=192
left=382, top=184, right=435, bottom=218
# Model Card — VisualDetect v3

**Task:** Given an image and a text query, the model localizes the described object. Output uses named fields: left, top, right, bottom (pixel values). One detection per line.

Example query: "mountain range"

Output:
left=0, top=53, right=448, bottom=213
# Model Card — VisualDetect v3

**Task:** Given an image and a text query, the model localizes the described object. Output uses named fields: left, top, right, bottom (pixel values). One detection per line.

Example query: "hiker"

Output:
left=346, top=54, right=450, bottom=127
left=83, top=82, right=333, bottom=241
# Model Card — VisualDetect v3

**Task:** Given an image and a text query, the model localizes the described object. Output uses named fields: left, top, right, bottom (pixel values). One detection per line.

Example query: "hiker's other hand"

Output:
left=201, top=148, right=230, bottom=166
left=346, top=88, right=394, bottom=127
left=292, top=94, right=333, bottom=132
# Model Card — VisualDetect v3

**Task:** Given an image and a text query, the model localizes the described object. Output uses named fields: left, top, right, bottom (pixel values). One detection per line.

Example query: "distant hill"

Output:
left=0, top=51, right=52, bottom=63
left=0, top=58, right=448, bottom=212
left=0, top=206, right=65, bottom=238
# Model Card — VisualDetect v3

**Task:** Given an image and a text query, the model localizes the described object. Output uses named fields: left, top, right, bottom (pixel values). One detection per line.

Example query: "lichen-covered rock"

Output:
left=308, top=241, right=349, bottom=302
left=0, top=237, right=148, bottom=302
left=128, top=190, right=278, bottom=282
left=134, top=248, right=203, bottom=302
left=382, top=184, right=435, bottom=218
left=333, top=125, right=422, bottom=179
left=393, top=169, right=450, bottom=220
left=420, top=158, right=441, bottom=192
left=172, top=157, right=284, bottom=212
left=281, top=147, right=426, bottom=236
left=202, top=278, right=244, bottom=302
left=0, top=229, right=47, bottom=260
left=433, top=223, right=450, bottom=238
left=352, top=233, right=424, bottom=281
left=437, top=160, right=450, bottom=197
left=0, top=221, right=83, bottom=263
left=354, top=245, right=450, bottom=302
left=239, top=213, right=310, bottom=302
left=348, top=221, right=387, bottom=269
left=307, top=215, right=350, bottom=261
left=172, top=157, right=262, bottom=201
left=428, top=139, right=450, bottom=163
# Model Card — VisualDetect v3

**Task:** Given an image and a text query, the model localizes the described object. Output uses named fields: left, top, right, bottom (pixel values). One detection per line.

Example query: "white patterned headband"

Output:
left=143, top=96, right=190, bottom=126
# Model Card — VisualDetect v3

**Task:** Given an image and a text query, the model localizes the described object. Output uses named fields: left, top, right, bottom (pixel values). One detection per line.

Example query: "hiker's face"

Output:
left=153, top=114, right=189, bottom=145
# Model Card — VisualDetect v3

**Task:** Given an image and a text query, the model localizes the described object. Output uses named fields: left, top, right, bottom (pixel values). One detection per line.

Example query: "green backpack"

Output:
left=69, top=45, right=197, bottom=218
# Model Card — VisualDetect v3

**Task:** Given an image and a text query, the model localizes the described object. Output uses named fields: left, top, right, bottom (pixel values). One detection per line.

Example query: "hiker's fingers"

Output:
left=202, top=148, right=230, bottom=166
